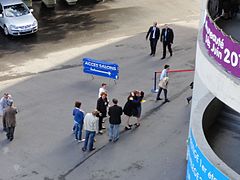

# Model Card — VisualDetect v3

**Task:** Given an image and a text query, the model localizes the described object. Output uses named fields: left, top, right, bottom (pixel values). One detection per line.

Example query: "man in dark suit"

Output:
left=108, top=98, right=122, bottom=142
left=146, top=22, right=160, bottom=56
left=160, top=24, right=174, bottom=59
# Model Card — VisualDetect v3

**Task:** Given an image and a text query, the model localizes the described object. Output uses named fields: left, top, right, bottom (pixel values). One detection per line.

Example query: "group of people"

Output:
left=146, top=23, right=174, bottom=59
left=72, top=83, right=145, bottom=152
left=0, top=93, right=17, bottom=141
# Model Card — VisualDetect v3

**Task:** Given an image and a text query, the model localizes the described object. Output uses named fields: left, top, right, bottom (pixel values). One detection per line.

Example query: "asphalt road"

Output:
left=0, top=0, right=199, bottom=179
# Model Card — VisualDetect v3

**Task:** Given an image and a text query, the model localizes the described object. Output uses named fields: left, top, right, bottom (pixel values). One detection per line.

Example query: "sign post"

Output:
left=83, top=58, right=119, bottom=80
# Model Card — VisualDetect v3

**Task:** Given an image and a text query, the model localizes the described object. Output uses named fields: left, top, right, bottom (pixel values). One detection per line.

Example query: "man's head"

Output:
left=101, top=83, right=107, bottom=88
left=164, top=64, right=170, bottom=70
left=112, top=98, right=118, bottom=105
left=164, top=24, right=169, bottom=29
left=153, top=22, right=157, bottom=27
left=75, top=101, right=81, bottom=108
left=4, top=93, right=8, bottom=99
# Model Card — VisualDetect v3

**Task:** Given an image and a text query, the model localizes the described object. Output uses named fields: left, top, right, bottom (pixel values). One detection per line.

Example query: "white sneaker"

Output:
left=78, top=139, right=85, bottom=143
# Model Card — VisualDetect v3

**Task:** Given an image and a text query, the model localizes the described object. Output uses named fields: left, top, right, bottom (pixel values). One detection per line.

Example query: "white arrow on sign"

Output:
left=90, top=68, right=111, bottom=76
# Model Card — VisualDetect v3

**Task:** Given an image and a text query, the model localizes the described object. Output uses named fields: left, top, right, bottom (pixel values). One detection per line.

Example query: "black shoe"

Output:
left=128, top=124, right=133, bottom=127
left=152, top=54, right=155, bottom=57
left=156, top=98, right=163, bottom=100
left=187, top=98, right=190, bottom=104
left=125, top=126, right=131, bottom=130
left=109, top=139, right=112, bottom=142
left=150, top=53, right=153, bottom=56
left=161, top=57, right=165, bottom=60
left=113, top=138, right=119, bottom=143
left=134, top=123, right=140, bottom=128
left=98, top=130, right=103, bottom=135
left=82, top=147, right=86, bottom=152
left=90, top=147, right=96, bottom=151
left=3, top=128, right=7, bottom=132
left=170, top=53, right=172, bottom=57
left=164, top=99, right=170, bottom=102
left=9, top=138, right=13, bottom=141
left=102, top=126, right=106, bottom=129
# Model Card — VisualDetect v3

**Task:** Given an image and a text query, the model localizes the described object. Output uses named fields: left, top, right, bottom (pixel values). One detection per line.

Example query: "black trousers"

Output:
left=98, top=116, right=103, bottom=131
left=6, top=126, right=15, bottom=140
left=2, top=118, right=6, bottom=130
left=150, top=39, right=158, bottom=55
left=156, top=87, right=168, bottom=100
left=162, top=41, right=172, bottom=58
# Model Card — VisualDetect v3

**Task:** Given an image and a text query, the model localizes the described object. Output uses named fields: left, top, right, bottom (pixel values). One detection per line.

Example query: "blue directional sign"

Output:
left=83, top=58, right=119, bottom=80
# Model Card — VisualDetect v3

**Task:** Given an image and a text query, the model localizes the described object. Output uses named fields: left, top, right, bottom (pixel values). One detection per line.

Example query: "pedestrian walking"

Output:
left=186, top=82, right=194, bottom=104
left=72, top=101, right=85, bottom=142
left=160, top=24, right=174, bottom=59
left=3, top=99, right=17, bottom=141
left=108, top=98, right=122, bottom=142
left=156, top=65, right=170, bottom=102
left=98, top=83, right=107, bottom=98
left=96, top=92, right=109, bottom=134
left=123, top=92, right=134, bottom=130
left=146, top=22, right=160, bottom=57
left=0, top=93, right=12, bottom=131
left=132, top=91, right=144, bottom=127
left=82, top=110, right=99, bottom=152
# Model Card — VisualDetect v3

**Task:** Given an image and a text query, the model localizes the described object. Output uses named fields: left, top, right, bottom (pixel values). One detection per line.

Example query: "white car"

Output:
left=0, top=0, right=38, bottom=36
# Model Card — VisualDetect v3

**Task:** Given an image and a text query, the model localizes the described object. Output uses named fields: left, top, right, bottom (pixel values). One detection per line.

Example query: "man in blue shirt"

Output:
left=156, top=65, right=170, bottom=102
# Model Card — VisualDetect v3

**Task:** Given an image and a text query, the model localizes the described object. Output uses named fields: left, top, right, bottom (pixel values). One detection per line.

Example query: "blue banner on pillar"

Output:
left=186, top=130, right=229, bottom=180
left=83, top=58, right=119, bottom=80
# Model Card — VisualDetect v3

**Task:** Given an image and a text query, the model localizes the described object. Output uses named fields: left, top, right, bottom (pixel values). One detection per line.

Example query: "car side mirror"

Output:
left=30, top=9, right=34, bottom=13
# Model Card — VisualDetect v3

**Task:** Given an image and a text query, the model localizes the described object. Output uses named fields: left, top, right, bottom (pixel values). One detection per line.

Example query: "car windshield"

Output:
left=4, top=3, right=29, bottom=17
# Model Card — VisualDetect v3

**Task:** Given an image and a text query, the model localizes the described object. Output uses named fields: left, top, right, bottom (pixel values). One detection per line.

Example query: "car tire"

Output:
left=4, top=26, right=9, bottom=36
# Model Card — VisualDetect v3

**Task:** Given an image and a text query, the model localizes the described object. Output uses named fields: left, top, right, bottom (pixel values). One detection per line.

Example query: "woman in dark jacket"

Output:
left=123, top=92, right=134, bottom=130
left=132, top=91, right=144, bottom=127
left=96, top=92, right=109, bottom=134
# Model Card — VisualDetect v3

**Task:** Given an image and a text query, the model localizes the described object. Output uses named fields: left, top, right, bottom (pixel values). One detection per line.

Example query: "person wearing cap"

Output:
left=0, top=93, right=12, bottom=131
left=98, top=83, right=107, bottom=98
left=3, top=99, right=17, bottom=141
left=108, top=98, right=122, bottom=142
left=82, top=110, right=99, bottom=151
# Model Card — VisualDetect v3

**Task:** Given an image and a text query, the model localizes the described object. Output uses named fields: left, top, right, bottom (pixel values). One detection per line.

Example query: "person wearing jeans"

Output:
left=72, top=101, right=85, bottom=142
left=82, top=110, right=99, bottom=151
left=108, top=98, right=122, bottom=142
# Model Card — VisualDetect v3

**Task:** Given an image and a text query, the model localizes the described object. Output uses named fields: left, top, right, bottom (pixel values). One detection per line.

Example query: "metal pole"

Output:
left=154, top=72, right=157, bottom=92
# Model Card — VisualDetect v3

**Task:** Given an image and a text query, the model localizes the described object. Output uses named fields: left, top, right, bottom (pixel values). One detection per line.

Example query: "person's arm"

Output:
left=146, top=27, right=151, bottom=40
left=160, top=29, right=164, bottom=42
left=170, top=29, right=174, bottom=43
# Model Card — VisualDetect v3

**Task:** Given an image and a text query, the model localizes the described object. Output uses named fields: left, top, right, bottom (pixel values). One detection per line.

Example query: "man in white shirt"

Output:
left=146, top=22, right=160, bottom=56
left=98, top=83, right=107, bottom=98
left=82, top=110, right=99, bottom=151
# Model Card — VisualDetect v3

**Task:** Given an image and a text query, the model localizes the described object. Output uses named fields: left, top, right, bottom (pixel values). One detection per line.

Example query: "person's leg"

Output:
left=162, top=42, right=167, bottom=58
left=6, top=127, right=10, bottom=139
left=163, top=89, right=169, bottom=102
left=113, top=124, right=120, bottom=142
left=98, top=116, right=103, bottom=133
left=156, top=87, right=163, bottom=100
left=89, top=131, right=96, bottom=150
left=167, top=43, right=172, bottom=56
left=150, top=40, right=154, bottom=55
left=82, top=130, right=90, bottom=151
left=125, top=116, right=131, bottom=130
left=75, top=123, right=79, bottom=140
left=152, top=40, right=157, bottom=55
left=10, top=127, right=15, bottom=140
left=108, top=124, right=113, bottom=141
left=78, top=123, right=84, bottom=141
